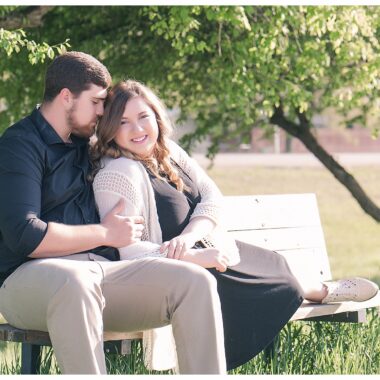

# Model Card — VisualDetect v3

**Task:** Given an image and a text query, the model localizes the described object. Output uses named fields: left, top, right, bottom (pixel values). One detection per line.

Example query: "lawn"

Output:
left=1, top=164, right=379, bottom=374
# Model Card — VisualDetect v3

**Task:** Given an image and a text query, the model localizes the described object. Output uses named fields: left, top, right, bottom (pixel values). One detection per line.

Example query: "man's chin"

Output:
left=72, top=125, right=96, bottom=139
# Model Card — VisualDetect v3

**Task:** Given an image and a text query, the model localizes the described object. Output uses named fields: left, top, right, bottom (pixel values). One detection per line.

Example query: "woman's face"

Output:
left=114, top=96, right=159, bottom=158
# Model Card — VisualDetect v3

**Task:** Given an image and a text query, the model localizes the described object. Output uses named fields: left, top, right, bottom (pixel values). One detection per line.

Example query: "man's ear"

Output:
left=59, top=88, right=74, bottom=109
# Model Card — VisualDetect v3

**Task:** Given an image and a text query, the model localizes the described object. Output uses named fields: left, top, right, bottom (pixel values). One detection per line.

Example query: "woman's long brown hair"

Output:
left=89, top=80, right=186, bottom=192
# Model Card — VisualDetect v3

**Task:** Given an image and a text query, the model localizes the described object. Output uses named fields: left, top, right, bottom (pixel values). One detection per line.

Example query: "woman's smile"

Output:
left=131, top=135, right=148, bottom=143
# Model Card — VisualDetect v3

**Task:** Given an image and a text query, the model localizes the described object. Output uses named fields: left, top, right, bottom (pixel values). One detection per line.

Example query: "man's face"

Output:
left=67, top=84, right=108, bottom=138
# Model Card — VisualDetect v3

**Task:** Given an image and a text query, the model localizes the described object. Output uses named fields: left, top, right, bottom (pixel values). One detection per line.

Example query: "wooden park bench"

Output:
left=0, top=193, right=379, bottom=374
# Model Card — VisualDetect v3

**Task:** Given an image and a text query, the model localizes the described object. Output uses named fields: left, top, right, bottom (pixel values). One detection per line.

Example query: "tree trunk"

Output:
left=270, top=107, right=380, bottom=222
left=0, top=6, right=54, bottom=29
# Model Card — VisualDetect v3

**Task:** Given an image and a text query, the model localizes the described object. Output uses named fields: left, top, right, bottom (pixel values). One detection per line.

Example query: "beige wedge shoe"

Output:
left=322, top=277, right=379, bottom=304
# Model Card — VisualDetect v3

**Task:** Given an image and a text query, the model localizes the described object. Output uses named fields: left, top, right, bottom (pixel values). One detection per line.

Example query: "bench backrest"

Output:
left=222, top=193, right=332, bottom=284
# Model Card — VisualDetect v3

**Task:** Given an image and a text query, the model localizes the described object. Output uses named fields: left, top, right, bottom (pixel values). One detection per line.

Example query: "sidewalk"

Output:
left=192, top=152, right=380, bottom=168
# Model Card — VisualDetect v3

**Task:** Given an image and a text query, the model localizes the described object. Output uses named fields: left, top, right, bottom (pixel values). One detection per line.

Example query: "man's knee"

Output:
left=176, top=262, right=219, bottom=299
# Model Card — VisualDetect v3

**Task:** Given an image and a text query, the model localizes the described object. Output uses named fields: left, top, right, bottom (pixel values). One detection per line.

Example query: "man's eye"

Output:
left=92, top=100, right=99, bottom=105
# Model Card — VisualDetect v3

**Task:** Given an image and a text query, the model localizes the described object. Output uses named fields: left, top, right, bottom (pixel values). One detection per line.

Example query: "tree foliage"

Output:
left=1, top=5, right=380, bottom=220
left=2, top=6, right=380, bottom=142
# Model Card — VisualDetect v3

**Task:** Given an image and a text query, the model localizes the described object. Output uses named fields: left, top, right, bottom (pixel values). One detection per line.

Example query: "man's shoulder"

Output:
left=0, top=113, right=44, bottom=148
left=0, top=114, right=46, bottom=166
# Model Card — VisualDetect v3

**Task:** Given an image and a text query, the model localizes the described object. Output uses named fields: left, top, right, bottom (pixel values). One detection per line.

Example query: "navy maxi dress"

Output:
left=147, top=164, right=304, bottom=370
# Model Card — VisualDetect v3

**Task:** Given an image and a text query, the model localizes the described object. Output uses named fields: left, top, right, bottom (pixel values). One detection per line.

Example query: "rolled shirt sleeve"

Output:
left=0, top=134, right=48, bottom=258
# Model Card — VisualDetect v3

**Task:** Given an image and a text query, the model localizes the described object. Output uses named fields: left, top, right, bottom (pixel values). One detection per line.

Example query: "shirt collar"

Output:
left=30, top=107, right=89, bottom=147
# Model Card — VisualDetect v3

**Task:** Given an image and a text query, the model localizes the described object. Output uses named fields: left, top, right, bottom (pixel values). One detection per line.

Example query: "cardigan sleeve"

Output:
left=93, top=159, right=165, bottom=260
left=168, top=140, right=223, bottom=225
left=168, top=140, right=241, bottom=266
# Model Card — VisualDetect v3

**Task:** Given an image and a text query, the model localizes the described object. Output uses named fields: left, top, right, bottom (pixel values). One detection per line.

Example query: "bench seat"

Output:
left=1, top=193, right=379, bottom=373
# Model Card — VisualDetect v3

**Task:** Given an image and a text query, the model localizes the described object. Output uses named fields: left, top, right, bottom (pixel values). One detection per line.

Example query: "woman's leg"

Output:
left=298, top=281, right=328, bottom=302
left=207, top=240, right=304, bottom=370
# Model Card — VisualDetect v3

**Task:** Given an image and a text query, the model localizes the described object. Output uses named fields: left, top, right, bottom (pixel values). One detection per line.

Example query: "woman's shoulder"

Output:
left=167, top=139, right=181, bottom=153
left=166, top=139, right=188, bottom=161
left=97, top=156, right=145, bottom=178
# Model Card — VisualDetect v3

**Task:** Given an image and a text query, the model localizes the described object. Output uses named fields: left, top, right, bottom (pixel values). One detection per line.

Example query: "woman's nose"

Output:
left=131, top=122, right=144, bottom=131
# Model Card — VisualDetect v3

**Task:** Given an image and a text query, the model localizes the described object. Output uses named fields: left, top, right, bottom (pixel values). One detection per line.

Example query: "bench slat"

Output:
left=276, top=248, right=331, bottom=282
left=228, top=226, right=326, bottom=251
left=225, top=193, right=332, bottom=283
left=222, top=194, right=322, bottom=230
left=291, top=292, right=380, bottom=321
left=0, top=323, right=141, bottom=347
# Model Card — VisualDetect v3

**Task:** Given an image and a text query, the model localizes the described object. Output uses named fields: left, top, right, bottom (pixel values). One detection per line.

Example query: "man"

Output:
left=0, top=52, right=226, bottom=374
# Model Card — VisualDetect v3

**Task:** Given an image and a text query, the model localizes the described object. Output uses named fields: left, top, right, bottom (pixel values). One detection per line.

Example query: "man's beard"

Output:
left=67, top=103, right=98, bottom=139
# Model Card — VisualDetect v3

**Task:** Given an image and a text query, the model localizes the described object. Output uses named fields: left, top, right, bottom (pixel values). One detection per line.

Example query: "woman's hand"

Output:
left=160, top=233, right=197, bottom=260
left=181, top=248, right=229, bottom=272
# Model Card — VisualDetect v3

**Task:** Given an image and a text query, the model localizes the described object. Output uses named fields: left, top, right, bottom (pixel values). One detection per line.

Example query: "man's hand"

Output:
left=102, top=199, right=145, bottom=248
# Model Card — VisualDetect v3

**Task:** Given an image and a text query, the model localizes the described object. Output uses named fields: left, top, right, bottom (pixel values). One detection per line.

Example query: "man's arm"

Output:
left=29, top=200, right=144, bottom=258
left=0, top=135, right=143, bottom=260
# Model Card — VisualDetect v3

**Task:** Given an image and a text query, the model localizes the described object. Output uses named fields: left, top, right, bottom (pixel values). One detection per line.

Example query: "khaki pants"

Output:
left=0, top=253, right=226, bottom=374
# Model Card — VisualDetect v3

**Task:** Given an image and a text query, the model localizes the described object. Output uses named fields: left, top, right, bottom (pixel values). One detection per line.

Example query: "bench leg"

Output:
left=21, top=343, right=41, bottom=374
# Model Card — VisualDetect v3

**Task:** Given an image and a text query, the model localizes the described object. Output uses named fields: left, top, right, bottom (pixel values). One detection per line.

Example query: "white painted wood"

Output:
left=228, top=226, right=325, bottom=251
left=222, top=194, right=322, bottom=230
left=224, top=193, right=332, bottom=282
left=276, top=248, right=331, bottom=283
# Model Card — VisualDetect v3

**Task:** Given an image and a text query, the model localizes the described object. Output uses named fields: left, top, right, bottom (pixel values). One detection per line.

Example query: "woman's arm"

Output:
left=93, top=162, right=163, bottom=260
left=165, top=141, right=240, bottom=266
left=160, top=141, right=222, bottom=258
left=160, top=216, right=215, bottom=259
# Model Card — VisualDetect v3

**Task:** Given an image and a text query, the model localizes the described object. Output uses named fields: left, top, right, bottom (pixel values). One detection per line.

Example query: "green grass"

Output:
left=1, top=164, right=379, bottom=374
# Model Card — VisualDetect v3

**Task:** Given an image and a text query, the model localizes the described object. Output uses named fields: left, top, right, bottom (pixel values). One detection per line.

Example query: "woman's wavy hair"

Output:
left=90, top=80, right=186, bottom=191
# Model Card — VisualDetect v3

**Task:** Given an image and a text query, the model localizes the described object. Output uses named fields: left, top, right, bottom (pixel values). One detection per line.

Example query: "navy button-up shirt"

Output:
left=0, top=108, right=118, bottom=285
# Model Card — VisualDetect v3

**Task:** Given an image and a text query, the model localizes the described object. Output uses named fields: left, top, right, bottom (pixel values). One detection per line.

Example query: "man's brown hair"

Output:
left=43, top=51, right=111, bottom=102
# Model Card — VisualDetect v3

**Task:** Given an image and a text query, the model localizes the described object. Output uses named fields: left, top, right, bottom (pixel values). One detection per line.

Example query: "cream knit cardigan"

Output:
left=93, top=140, right=240, bottom=371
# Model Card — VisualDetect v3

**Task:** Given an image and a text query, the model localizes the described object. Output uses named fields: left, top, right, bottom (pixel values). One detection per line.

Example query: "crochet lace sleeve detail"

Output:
left=93, top=169, right=140, bottom=211
left=93, top=169, right=150, bottom=242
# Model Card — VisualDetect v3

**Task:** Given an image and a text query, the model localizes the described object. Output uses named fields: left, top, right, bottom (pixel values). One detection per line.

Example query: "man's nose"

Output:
left=96, top=103, right=104, bottom=116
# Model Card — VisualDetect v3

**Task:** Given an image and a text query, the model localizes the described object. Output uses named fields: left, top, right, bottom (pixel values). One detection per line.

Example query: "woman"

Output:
left=90, top=80, right=378, bottom=372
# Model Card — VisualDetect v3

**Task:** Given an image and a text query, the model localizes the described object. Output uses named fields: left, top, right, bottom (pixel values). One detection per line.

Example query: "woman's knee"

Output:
left=282, top=273, right=304, bottom=301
